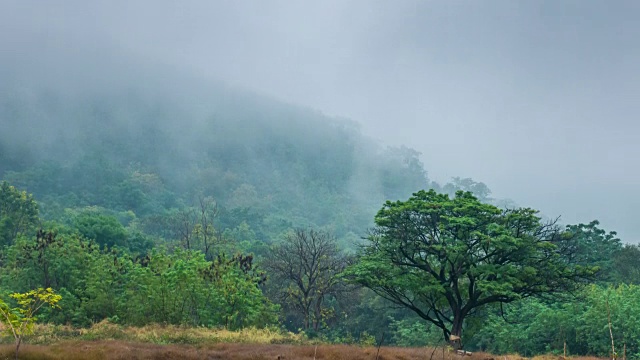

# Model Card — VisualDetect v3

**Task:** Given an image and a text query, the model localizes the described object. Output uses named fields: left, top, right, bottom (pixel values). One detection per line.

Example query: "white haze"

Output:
left=1, top=1, right=639, bottom=242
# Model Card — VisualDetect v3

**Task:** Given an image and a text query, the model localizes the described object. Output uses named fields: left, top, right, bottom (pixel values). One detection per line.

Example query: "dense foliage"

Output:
left=0, top=84, right=638, bottom=357
left=345, top=190, right=598, bottom=349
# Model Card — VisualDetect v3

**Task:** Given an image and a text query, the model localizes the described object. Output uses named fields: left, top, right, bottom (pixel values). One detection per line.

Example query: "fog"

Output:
left=2, top=1, right=639, bottom=242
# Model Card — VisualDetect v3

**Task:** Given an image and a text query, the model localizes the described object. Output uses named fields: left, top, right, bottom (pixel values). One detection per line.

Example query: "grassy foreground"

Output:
left=12, top=321, right=305, bottom=346
left=0, top=342, right=608, bottom=360
left=0, top=341, right=461, bottom=360
left=0, top=322, right=606, bottom=360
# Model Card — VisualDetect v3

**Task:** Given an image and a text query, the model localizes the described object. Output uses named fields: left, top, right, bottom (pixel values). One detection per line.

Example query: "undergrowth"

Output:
left=0, top=320, right=305, bottom=346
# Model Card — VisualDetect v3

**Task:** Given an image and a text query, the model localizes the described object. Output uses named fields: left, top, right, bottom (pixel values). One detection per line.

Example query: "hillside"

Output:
left=1, top=66, right=639, bottom=358
left=0, top=74, right=430, bottom=248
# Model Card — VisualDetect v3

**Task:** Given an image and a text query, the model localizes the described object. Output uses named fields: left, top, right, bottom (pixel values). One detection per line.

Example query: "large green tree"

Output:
left=562, top=221, right=621, bottom=283
left=346, top=190, right=597, bottom=349
left=0, top=181, right=39, bottom=247
left=612, top=244, right=640, bottom=284
left=72, top=211, right=128, bottom=249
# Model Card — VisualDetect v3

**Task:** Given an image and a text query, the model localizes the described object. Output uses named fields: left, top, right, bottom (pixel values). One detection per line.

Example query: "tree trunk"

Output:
left=303, top=310, right=310, bottom=330
left=15, top=337, right=21, bottom=360
left=303, top=301, right=312, bottom=330
left=313, top=300, right=322, bottom=331
left=449, top=315, right=464, bottom=351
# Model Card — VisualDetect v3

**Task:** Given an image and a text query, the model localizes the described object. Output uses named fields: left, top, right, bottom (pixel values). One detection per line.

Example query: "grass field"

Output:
left=0, top=322, right=607, bottom=360
left=0, top=341, right=479, bottom=360
left=0, top=342, right=609, bottom=360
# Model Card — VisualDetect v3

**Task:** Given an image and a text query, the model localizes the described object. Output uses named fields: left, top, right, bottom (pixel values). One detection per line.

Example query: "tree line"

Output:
left=1, top=180, right=639, bottom=357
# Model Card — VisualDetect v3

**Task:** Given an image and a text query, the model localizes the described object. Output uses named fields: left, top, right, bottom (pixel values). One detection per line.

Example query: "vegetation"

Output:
left=0, top=288, right=61, bottom=359
left=0, top=341, right=511, bottom=360
left=0, top=182, right=38, bottom=247
left=0, top=84, right=638, bottom=358
left=264, top=229, right=348, bottom=331
left=345, top=190, right=597, bottom=349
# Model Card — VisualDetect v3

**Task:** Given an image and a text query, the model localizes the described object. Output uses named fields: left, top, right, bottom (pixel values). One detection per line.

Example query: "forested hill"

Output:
left=3, top=64, right=640, bottom=358
left=0, top=74, right=433, bottom=248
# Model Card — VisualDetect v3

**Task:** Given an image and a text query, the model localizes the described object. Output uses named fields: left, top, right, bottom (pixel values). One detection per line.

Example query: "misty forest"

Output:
left=2, top=73, right=639, bottom=359
left=2, top=2, right=640, bottom=360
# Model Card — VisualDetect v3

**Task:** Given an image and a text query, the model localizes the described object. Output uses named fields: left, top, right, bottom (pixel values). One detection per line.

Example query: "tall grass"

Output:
left=0, top=322, right=612, bottom=360
left=0, top=342, right=611, bottom=360
left=1, top=320, right=305, bottom=347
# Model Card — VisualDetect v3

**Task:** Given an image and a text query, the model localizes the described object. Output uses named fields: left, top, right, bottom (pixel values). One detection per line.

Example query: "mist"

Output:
left=2, top=1, right=639, bottom=242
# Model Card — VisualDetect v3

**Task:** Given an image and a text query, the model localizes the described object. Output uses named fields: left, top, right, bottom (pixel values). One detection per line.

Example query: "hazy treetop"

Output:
left=1, top=1, right=638, bottom=242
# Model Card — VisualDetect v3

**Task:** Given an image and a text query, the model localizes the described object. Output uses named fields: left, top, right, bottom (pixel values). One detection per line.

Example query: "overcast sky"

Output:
left=2, top=1, right=639, bottom=242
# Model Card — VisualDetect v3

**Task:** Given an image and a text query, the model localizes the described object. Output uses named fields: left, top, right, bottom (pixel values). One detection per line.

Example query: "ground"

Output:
left=0, top=342, right=606, bottom=360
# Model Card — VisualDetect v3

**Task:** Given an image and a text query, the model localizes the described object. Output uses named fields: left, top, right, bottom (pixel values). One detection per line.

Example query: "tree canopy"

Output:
left=0, top=181, right=39, bottom=246
left=0, top=82, right=636, bottom=356
left=346, top=190, right=598, bottom=349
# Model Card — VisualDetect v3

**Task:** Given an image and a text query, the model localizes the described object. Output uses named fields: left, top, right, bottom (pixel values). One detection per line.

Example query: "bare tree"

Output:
left=265, top=229, right=347, bottom=331
left=174, top=206, right=196, bottom=250
left=195, top=196, right=220, bottom=259
left=173, top=195, right=223, bottom=259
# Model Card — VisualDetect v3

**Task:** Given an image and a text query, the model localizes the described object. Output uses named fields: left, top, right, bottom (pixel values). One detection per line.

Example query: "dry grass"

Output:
left=531, top=357, right=603, bottom=360
left=0, top=342, right=610, bottom=360
left=15, top=321, right=304, bottom=346
left=0, top=343, right=518, bottom=360
left=0, top=323, right=610, bottom=360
